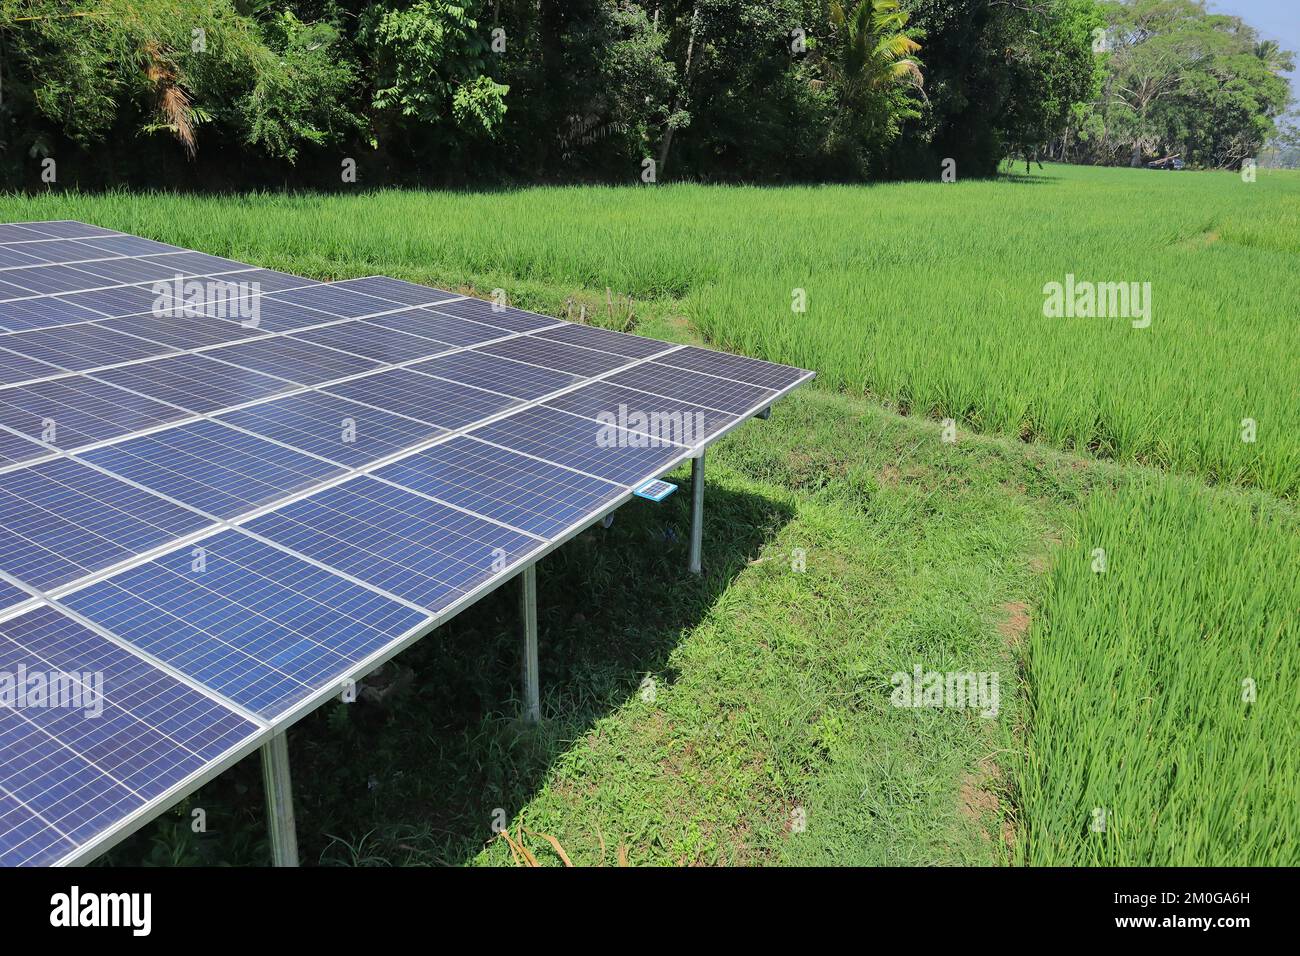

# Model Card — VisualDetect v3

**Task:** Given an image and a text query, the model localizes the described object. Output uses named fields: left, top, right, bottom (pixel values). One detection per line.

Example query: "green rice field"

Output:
left=5, top=162, right=1295, bottom=866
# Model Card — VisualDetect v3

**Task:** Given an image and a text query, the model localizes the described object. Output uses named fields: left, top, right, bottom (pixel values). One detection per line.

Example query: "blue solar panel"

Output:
left=0, top=278, right=37, bottom=299
left=327, top=277, right=460, bottom=307
left=0, top=224, right=56, bottom=243
left=0, top=376, right=189, bottom=451
left=408, top=350, right=581, bottom=400
left=75, top=235, right=185, bottom=257
left=5, top=225, right=52, bottom=240
left=542, top=380, right=736, bottom=443
left=9, top=221, right=119, bottom=240
left=181, top=295, right=336, bottom=332
left=290, top=319, right=458, bottom=363
left=267, top=285, right=399, bottom=319
left=54, top=283, right=170, bottom=319
left=134, top=251, right=251, bottom=276
left=324, top=368, right=521, bottom=430
left=0, top=604, right=257, bottom=865
left=74, top=257, right=230, bottom=287
left=2, top=239, right=109, bottom=266
left=0, top=246, right=47, bottom=268
left=0, top=428, right=48, bottom=468
left=0, top=325, right=177, bottom=373
left=221, top=269, right=321, bottom=294
left=606, top=361, right=777, bottom=415
left=361, top=308, right=509, bottom=348
left=0, top=578, right=31, bottom=614
left=63, top=529, right=427, bottom=720
left=79, top=419, right=342, bottom=520
left=375, top=435, right=624, bottom=539
left=203, top=336, right=380, bottom=386
left=0, top=349, right=62, bottom=386
left=534, top=323, right=673, bottom=359
left=0, top=788, right=71, bottom=867
left=470, top=405, right=686, bottom=485
left=656, top=345, right=811, bottom=392
left=0, top=295, right=109, bottom=332
left=89, top=353, right=296, bottom=413
left=98, top=312, right=269, bottom=349
left=0, top=264, right=110, bottom=296
left=428, top=297, right=559, bottom=333
left=475, top=336, right=632, bottom=376
left=245, top=476, right=540, bottom=610
left=0, top=457, right=211, bottom=591
left=215, top=391, right=445, bottom=468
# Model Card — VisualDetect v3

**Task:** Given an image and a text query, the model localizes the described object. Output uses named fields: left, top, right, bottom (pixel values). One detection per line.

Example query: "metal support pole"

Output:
left=520, top=564, right=540, bottom=723
left=260, top=732, right=299, bottom=867
left=689, top=451, right=705, bottom=574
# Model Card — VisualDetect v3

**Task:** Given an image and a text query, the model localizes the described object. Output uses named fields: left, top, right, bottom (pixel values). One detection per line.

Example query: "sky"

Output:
left=1208, top=0, right=1300, bottom=107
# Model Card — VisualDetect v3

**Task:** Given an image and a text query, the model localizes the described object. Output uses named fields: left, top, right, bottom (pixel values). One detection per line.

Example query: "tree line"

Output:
left=0, top=0, right=1292, bottom=189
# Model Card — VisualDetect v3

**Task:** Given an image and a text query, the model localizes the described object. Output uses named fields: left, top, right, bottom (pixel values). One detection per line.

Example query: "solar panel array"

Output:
left=0, top=221, right=813, bottom=866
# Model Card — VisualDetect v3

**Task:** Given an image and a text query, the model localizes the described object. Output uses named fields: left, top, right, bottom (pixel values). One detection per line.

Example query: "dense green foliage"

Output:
left=6, top=0, right=1282, bottom=184
left=1056, top=0, right=1295, bottom=168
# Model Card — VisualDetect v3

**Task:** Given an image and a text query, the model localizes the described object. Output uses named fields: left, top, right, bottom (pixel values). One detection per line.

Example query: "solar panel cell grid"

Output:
left=0, top=325, right=177, bottom=373
left=291, top=319, right=461, bottom=363
left=535, top=322, right=673, bottom=359
left=0, top=457, right=212, bottom=592
left=606, top=361, right=777, bottom=415
left=98, top=312, right=270, bottom=350
left=0, top=296, right=110, bottom=332
left=0, top=604, right=258, bottom=865
left=11, top=221, right=119, bottom=240
left=76, top=236, right=185, bottom=257
left=245, top=476, right=540, bottom=611
left=0, top=247, right=47, bottom=269
left=361, top=308, right=508, bottom=348
left=63, top=529, right=428, bottom=720
left=0, top=376, right=188, bottom=452
left=0, top=265, right=113, bottom=297
left=476, top=336, right=638, bottom=377
left=78, top=419, right=343, bottom=521
left=215, top=390, right=445, bottom=468
left=656, top=345, right=811, bottom=392
left=429, top=297, right=558, bottom=333
left=0, top=429, right=47, bottom=468
left=0, top=224, right=56, bottom=244
left=470, top=404, right=686, bottom=485
left=0, top=578, right=31, bottom=614
left=328, top=277, right=459, bottom=307
left=542, top=380, right=737, bottom=443
left=408, top=350, right=581, bottom=401
left=324, top=368, right=522, bottom=430
left=54, top=284, right=168, bottom=319
left=2, top=240, right=109, bottom=266
left=266, top=284, right=399, bottom=319
left=203, top=336, right=380, bottom=386
left=375, top=435, right=625, bottom=539
left=0, top=349, right=62, bottom=386
left=89, top=353, right=296, bottom=413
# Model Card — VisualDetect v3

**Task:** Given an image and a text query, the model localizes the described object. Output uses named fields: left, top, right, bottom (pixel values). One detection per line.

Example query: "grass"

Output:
left=1015, top=477, right=1298, bottom=865
left=7, top=162, right=1294, bottom=866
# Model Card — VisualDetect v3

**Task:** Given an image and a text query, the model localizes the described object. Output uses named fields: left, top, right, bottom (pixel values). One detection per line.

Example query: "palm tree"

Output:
left=827, top=0, right=923, bottom=98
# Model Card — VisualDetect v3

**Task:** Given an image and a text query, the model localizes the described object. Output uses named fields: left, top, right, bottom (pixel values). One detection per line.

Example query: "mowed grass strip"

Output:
left=1014, top=477, right=1299, bottom=866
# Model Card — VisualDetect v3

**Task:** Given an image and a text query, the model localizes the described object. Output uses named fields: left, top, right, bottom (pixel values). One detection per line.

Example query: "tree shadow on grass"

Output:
left=100, top=472, right=794, bottom=867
